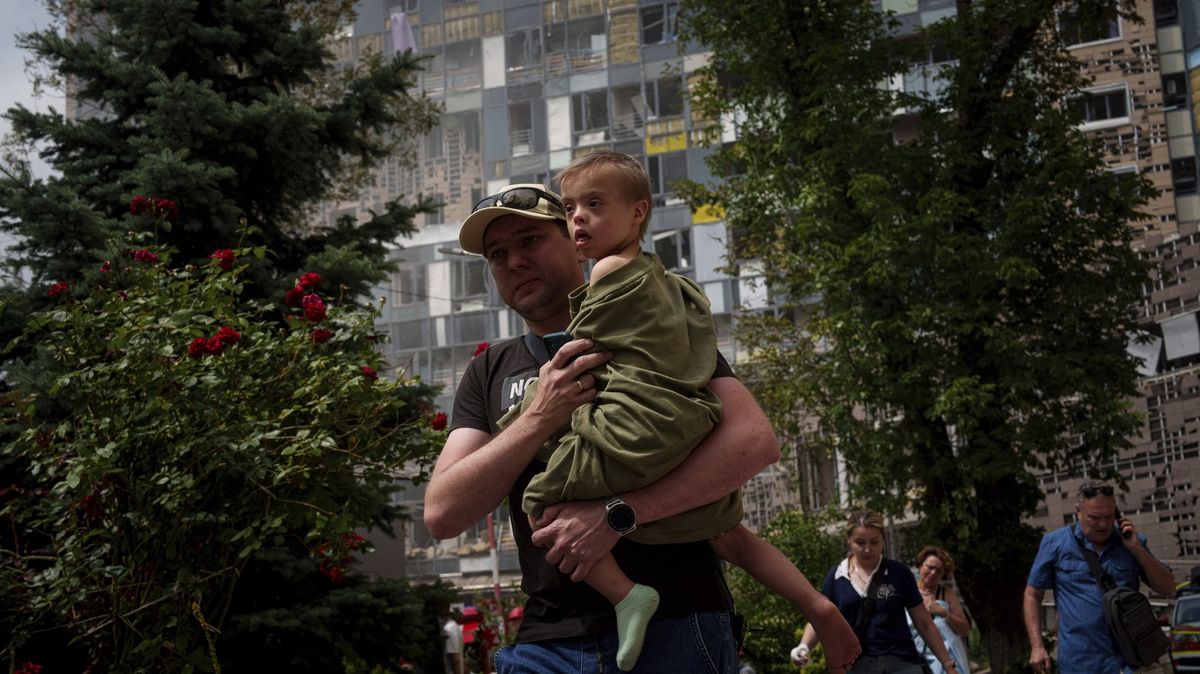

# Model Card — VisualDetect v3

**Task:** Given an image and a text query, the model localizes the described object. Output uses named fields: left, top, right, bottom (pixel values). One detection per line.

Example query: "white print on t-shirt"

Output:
left=500, top=370, right=539, bottom=413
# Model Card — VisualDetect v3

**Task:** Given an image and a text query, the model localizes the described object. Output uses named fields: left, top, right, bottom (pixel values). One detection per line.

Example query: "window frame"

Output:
left=639, top=2, right=679, bottom=45
left=1072, top=84, right=1131, bottom=132
left=1058, top=10, right=1121, bottom=49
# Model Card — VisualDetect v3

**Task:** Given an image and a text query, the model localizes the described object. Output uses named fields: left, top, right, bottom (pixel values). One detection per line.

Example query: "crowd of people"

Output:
left=423, top=151, right=1178, bottom=674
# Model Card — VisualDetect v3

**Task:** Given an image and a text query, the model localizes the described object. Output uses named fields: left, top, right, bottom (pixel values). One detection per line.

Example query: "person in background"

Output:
left=441, top=610, right=464, bottom=674
left=1024, top=481, right=1175, bottom=674
left=908, top=546, right=971, bottom=674
left=791, top=511, right=959, bottom=673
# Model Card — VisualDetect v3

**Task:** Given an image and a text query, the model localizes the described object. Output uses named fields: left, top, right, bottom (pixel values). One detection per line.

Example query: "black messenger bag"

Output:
left=1074, top=537, right=1169, bottom=667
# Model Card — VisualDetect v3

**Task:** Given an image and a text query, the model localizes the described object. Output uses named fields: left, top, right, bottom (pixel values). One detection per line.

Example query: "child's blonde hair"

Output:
left=554, top=150, right=653, bottom=239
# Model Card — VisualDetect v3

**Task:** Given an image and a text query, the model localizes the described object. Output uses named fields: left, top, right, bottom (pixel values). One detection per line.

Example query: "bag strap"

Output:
left=853, top=558, right=887, bottom=637
left=1074, top=534, right=1116, bottom=591
left=524, top=332, right=551, bottom=367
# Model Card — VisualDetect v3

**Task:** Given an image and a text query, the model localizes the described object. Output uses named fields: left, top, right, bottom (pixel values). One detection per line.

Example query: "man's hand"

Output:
left=524, top=338, right=608, bottom=427
left=1118, top=517, right=1141, bottom=551
left=531, top=500, right=619, bottom=581
left=1029, top=644, right=1051, bottom=674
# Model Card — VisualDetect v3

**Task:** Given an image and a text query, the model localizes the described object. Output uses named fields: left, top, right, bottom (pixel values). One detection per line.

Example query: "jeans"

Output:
left=494, top=612, right=738, bottom=674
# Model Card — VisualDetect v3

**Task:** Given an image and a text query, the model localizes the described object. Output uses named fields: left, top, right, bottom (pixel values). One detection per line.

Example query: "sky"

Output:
left=1, top=0, right=56, bottom=178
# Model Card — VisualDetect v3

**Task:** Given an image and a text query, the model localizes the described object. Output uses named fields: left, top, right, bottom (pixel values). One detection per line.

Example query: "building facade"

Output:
left=335, top=0, right=1200, bottom=584
left=330, top=0, right=769, bottom=585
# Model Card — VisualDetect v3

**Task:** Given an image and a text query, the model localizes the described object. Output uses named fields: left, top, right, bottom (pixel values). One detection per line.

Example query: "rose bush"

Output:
left=1, top=235, right=445, bottom=671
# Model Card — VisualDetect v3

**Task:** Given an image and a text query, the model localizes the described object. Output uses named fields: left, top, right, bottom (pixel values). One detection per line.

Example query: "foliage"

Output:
left=730, top=510, right=845, bottom=674
left=219, top=545, right=456, bottom=674
left=0, top=0, right=439, bottom=344
left=680, top=0, right=1155, bottom=670
left=0, top=234, right=445, bottom=671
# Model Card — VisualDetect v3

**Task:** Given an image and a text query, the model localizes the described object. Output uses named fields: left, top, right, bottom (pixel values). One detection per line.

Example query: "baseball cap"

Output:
left=459, top=184, right=566, bottom=255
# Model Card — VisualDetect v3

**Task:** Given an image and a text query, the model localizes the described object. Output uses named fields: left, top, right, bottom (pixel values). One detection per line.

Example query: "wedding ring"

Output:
left=575, top=380, right=584, bottom=393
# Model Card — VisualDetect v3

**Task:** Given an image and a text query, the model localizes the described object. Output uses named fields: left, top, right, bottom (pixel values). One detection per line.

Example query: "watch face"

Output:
left=608, top=503, right=635, bottom=532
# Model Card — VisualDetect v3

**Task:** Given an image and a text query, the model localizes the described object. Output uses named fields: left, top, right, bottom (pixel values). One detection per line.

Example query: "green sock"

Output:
left=615, top=584, right=660, bottom=671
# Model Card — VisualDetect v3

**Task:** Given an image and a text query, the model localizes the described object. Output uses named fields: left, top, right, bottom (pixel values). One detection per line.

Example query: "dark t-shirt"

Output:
left=450, top=335, right=736, bottom=643
left=820, top=558, right=922, bottom=661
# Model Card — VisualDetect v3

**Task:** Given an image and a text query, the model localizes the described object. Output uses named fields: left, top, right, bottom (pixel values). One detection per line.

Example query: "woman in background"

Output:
left=791, top=512, right=958, bottom=673
left=908, top=546, right=971, bottom=674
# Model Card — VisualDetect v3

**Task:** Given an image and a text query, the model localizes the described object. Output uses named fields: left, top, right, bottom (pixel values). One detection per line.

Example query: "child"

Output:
left=505, top=151, right=860, bottom=672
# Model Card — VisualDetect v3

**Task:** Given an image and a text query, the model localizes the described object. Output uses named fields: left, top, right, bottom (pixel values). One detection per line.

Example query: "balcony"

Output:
left=447, top=67, right=481, bottom=93
left=510, top=128, right=534, bottom=157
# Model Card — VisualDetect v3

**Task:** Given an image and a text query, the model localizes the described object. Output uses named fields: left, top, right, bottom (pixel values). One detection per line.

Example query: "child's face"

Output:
left=559, top=169, right=646, bottom=260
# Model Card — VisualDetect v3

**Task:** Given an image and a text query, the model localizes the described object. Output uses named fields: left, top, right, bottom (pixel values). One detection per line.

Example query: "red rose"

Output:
left=99, top=260, right=112, bottom=273
left=284, top=286, right=304, bottom=306
left=130, top=195, right=152, bottom=215
left=361, top=366, right=378, bottom=381
left=131, top=249, right=159, bottom=264
left=15, top=662, right=42, bottom=674
left=311, top=328, right=333, bottom=343
left=298, top=272, right=322, bottom=289
left=187, top=337, right=207, bottom=358
left=80, top=493, right=104, bottom=522
left=473, top=341, right=489, bottom=357
left=431, top=412, right=447, bottom=431
left=205, top=336, right=224, bottom=355
left=47, top=281, right=68, bottom=298
left=154, top=198, right=180, bottom=221
left=210, top=248, right=235, bottom=271
left=215, top=327, right=241, bottom=345
left=302, top=294, right=326, bottom=322
left=320, top=562, right=345, bottom=585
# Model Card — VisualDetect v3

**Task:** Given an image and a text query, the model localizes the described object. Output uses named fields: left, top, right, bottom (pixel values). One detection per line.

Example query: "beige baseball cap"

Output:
left=458, top=184, right=566, bottom=255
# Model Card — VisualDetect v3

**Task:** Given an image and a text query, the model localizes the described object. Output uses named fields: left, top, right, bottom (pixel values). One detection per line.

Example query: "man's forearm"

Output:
left=1134, top=547, right=1176, bottom=597
left=622, top=377, right=779, bottom=523
left=1023, top=586, right=1046, bottom=648
left=425, top=414, right=558, bottom=538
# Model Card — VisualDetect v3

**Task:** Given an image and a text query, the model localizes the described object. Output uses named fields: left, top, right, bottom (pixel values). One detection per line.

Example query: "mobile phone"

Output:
left=1115, top=507, right=1132, bottom=539
left=542, top=331, right=572, bottom=359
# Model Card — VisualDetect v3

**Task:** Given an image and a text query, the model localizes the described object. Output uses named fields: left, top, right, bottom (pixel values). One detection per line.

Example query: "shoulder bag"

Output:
left=1073, top=536, right=1169, bottom=667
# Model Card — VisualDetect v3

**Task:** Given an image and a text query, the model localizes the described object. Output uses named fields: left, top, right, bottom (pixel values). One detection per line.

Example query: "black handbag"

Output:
left=1074, top=536, right=1169, bottom=667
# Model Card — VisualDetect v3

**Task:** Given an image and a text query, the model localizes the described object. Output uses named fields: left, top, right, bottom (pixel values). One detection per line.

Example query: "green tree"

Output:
left=0, top=235, right=445, bottom=671
left=0, top=0, right=438, bottom=340
left=729, top=510, right=844, bottom=674
left=680, top=1, right=1154, bottom=670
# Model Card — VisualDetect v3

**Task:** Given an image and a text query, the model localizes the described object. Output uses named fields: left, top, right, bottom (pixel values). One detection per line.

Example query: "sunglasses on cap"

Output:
left=472, top=187, right=563, bottom=214
left=1078, top=483, right=1114, bottom=498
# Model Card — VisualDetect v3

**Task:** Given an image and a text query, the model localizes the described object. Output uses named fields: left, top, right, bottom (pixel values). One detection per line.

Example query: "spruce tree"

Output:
left=0, top=0, right=438, bottom=332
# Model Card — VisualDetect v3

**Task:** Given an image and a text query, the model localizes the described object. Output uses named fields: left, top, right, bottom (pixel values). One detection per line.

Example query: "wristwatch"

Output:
left=605, top=497, right=637, bottom=536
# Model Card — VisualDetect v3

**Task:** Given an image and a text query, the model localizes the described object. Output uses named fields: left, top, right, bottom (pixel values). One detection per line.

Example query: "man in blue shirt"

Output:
left=1023, top=481, right=1175, bottom=674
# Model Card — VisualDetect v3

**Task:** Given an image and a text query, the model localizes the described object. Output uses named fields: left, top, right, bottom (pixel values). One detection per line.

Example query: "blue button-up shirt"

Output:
left=1027, top=523, right=1152, bottom=674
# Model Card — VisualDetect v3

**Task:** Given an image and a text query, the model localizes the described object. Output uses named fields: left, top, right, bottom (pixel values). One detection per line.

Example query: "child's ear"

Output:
left=632, top=199, right=649, bottom=226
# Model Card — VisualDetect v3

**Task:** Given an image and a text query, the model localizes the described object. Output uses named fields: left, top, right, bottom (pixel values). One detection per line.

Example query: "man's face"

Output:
left=481, top=215, right=583, bottom=323
left=1077, top=495, right=1118, bottom=544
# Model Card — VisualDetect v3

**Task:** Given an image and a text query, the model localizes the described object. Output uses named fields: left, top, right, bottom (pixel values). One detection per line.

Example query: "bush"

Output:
left=1, top=233, right=444, bottom=671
